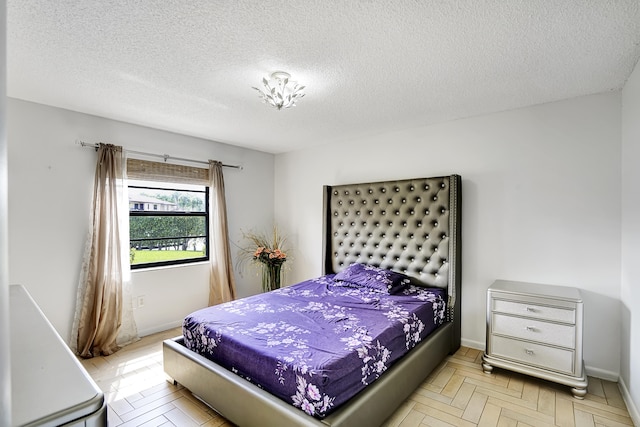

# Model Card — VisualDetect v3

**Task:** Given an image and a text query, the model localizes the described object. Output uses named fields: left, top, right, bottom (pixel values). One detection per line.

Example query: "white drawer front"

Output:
left=493, top=299, right=575, bottom=323
left=490, top=335, right=575, bottom=375
left=492, top=313, right=575, bottom=348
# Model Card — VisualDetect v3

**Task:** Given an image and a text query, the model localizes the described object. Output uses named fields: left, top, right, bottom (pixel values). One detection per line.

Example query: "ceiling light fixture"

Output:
left=252, top=71, right=305, bottom=110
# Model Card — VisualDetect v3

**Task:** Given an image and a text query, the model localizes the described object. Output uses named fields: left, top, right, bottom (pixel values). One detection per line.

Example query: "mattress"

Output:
left=183, top=274, right=446, bottom=418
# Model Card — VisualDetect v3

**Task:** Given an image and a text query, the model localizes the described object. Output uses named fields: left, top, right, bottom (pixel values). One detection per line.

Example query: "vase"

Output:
left=262, top=263, right=282, bottom=292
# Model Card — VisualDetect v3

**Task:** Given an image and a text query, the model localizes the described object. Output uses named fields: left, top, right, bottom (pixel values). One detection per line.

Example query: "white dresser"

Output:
left=10, top=284, right=107, bottom=426
left=482, top=280, right=588, bottom=399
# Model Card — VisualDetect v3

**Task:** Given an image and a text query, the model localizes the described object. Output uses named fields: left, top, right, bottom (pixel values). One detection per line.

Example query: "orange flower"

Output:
left=271, top=249, right=286, bottom=259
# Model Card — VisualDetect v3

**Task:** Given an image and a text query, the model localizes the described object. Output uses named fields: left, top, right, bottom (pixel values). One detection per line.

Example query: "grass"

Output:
left=131, top=249, right=205, bottom=265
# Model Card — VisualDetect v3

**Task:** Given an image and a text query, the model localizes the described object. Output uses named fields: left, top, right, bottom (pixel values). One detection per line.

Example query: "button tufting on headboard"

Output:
left=322, top=176, right=460, bottom=292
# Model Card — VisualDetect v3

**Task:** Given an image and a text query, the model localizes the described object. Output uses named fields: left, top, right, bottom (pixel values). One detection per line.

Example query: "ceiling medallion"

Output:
left=252, top=71, right=305, bottom=110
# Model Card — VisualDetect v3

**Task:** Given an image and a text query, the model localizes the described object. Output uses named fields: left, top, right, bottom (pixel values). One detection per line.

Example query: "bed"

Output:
left=163, top=174, right=461, bottom=427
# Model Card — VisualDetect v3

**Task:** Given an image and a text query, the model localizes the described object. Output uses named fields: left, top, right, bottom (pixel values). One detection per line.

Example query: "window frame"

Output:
left=128, top=183, right=210, bottom=270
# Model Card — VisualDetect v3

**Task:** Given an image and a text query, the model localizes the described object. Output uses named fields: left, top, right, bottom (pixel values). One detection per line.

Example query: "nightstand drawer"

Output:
left=493, top=299, right=575, bottom=324
left=490, top=335, right=574, bottom=375
left=492, top=313, right=575, bottom=348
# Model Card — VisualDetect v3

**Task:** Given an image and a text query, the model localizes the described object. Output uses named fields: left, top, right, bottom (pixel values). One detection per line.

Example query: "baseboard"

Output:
left=618, top=377, right=640, bottom=427
left=461, top=338, right=485, bottom=351
left=584, top=365, right=619, bottom=382
left=138, top=320, right=183, bottom=337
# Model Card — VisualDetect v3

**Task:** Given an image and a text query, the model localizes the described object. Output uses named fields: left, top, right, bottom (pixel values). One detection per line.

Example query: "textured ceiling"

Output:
left=7, top=1, right=640, bottom=154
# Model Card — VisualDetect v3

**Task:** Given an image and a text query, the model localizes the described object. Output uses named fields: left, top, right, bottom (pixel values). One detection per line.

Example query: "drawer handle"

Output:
left=526, top=307, right=536, bottom=312
left=525, top=326, right=536, bottom=332
left=525, top=349, right=535, bottom=355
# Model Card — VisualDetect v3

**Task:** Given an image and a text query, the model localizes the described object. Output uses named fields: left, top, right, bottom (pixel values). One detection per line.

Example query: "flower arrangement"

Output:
left=253, top=246, right=287, bottom=266
left=238, top=227, right=289, bottom=292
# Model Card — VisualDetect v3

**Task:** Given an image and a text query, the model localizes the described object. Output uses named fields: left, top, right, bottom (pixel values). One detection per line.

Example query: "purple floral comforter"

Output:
left=182, top=274, right=447, bottom=418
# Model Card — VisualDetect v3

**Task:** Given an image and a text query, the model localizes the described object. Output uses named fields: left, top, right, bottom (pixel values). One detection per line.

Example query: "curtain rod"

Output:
left=76, top=140, right=243, bottom=170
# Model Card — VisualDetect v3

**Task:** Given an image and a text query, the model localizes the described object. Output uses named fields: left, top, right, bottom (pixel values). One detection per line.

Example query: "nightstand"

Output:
left=482, top=280, right=588, bottom=399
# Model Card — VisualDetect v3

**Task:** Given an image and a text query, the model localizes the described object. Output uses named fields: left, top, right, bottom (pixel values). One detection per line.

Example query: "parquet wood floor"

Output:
left=79, top=328, right=634, bottom=427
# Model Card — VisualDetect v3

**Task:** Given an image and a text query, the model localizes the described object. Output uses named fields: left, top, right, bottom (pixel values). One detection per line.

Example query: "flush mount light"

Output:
left=252, top=71, right=305, bottom=110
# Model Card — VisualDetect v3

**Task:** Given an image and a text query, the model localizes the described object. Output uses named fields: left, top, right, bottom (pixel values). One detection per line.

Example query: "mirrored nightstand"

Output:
left=482, top=280, right=588, bottom=399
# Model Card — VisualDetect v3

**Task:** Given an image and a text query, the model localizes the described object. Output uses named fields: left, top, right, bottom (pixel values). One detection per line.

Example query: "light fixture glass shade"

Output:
left=252, top=71, right=305, bottom=110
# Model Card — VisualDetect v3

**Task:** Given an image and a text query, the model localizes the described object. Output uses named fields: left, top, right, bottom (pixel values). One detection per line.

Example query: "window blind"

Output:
left=126, top=158, right=209, bottom=186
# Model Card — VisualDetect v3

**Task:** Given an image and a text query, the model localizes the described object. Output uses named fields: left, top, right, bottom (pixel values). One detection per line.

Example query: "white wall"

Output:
left=621, top=58, right=640, bottom=422
left=0, top=1, right=11, bottom=424
left=275, top=93, right=622, bottom=378
left=7, top=98, right=274, bottom=341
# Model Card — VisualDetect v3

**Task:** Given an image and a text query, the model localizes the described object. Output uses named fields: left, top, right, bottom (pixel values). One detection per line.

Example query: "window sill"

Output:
left=131, top=260, right=209, bottom=273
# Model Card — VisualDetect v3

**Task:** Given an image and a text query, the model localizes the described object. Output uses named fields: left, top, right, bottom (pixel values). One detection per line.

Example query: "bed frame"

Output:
left=163, top=174, right=461, bottom=427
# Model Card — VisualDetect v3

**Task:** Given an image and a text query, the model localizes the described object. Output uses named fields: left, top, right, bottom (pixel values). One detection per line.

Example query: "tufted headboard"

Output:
left=322, top=175, right=461, bottom=331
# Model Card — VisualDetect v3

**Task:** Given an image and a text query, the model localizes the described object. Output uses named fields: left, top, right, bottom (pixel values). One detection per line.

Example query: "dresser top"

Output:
left=489, top=280, right=582, bottom=302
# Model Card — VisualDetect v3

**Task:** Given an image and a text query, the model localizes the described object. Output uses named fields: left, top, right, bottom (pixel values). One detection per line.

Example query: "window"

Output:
left=128, top=179, right=209, bottom=269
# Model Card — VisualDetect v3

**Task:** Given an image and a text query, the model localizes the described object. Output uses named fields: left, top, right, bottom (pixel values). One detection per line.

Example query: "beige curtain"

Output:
left=117, top=158, right=140, bottom=349
left=73, top=143, right=127, bottom=357
left=208, top=160, right=236, bottom=305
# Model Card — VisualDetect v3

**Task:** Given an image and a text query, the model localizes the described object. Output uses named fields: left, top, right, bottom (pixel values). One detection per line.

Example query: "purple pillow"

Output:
left=334, top=263, right=411, bottom=294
